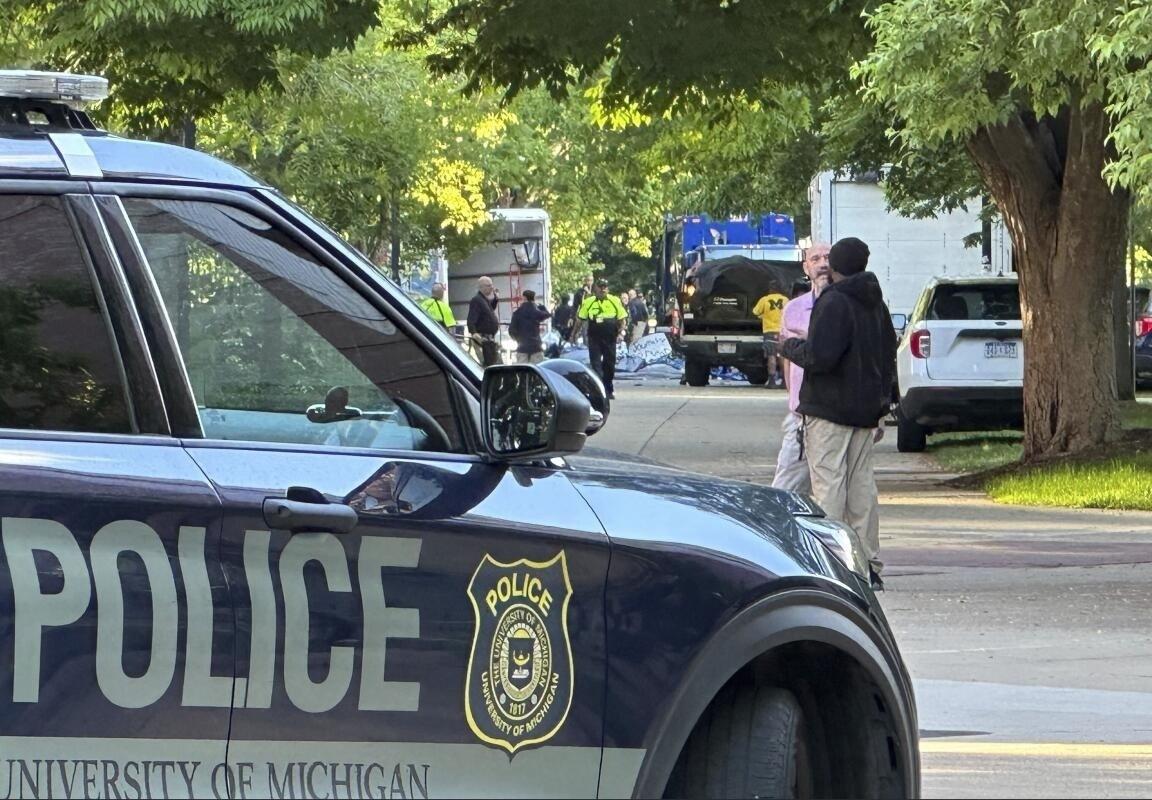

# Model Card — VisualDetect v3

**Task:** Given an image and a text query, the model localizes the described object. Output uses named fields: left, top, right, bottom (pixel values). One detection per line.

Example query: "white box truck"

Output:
left=809, top=171, right=1013, bottom=318
left=448, top=208, right=552, bottom=358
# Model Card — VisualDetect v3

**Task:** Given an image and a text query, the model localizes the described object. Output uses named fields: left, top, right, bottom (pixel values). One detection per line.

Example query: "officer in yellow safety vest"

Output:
left=420, top=283, right=457, bottom=330
left=577, top=279, right=628, bottom=399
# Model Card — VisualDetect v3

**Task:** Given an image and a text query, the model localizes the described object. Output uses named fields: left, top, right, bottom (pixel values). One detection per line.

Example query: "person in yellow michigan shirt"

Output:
left=753, top=288, right=789, bottom=387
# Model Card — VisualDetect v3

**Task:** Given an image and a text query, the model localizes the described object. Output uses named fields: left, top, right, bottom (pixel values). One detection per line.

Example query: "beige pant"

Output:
left=772, top=412, right=812, bottom=495
left=515, top=352, right=544, bottom=364
left=804, top=416, right=882, bottom=574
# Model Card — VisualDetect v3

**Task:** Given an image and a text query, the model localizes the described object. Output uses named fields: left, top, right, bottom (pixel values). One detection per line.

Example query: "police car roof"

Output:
left=0, top=130, right=262, bottom=188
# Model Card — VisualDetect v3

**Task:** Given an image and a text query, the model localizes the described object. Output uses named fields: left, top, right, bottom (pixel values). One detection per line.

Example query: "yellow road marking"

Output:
left=921, top=742, right=1152, bottom=758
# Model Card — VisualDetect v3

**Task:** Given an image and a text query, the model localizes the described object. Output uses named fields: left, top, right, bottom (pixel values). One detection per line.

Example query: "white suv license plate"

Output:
left=718, top=342, right=737, bottom=354
left=985, top=341, right=1018, bottom=359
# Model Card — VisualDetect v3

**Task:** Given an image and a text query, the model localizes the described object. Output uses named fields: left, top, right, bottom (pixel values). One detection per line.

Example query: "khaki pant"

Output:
left=629, top=321, right=647, bottom=345
left=772, top=412, right=811, bottom=495
left=804, top=416, right=882, bottom=574
left=515, top=351, right=544, bottom=364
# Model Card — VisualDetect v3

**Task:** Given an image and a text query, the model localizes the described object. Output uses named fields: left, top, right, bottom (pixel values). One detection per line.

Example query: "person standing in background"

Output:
left=508, top=289, right=552, bottom=364
left=578, top=279, right=628, bottom=399
left=780, top=238, right=898, bottom=589
left=628, top=289, right=649, bottom=345
left=553, top=293, right=574, bottom=342
left=753, top=285, right=790, bottom=388
left=772, top=243, right=831, bottom=494
left=570, top=275, right=594, bottom=344
left=420, top=282, right=456, bottom=330
left=467, top=276, right=502, bottom=367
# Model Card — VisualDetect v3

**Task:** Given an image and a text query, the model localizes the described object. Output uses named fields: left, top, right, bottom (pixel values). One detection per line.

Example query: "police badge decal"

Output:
left=465, top=551, right=574, bottom=756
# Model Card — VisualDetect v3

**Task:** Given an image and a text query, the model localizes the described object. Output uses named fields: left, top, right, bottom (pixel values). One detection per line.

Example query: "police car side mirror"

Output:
left=891, top=313, right=908, bottom=336
left=481, top=365, right=590, bottom=460
left=538, top=358, right=610, bottom=435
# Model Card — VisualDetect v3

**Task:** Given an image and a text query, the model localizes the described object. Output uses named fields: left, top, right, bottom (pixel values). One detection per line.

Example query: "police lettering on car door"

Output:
left=0, top=518, right=428, bottom=800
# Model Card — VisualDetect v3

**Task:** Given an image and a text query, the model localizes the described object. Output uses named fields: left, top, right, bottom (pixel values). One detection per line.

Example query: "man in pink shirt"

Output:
left=772, top=243, right=831, bottom=493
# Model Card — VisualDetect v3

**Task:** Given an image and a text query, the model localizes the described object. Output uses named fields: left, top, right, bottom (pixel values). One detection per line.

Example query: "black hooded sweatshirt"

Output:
left=779, top=272, right=898, bottom=428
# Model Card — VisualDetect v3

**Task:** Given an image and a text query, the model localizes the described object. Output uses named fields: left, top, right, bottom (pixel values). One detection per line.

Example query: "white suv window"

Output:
left=123, top=198, right=463, bottom=452
left=928, top=284, right=1020, bottom=321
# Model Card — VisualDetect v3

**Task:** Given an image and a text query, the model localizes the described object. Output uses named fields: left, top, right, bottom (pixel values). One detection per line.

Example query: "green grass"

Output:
left=927, top=431, right=1022, bottom=472
left=924, top=399, right=1152, bottom=510
left=1124, top=396, right=1152, bottom=428
left=985, top=454, right=1152, bottom=511
left=927, top=400, right=1152, bottom=474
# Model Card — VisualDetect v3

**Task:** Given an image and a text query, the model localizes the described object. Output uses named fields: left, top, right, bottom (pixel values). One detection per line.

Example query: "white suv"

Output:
left=895, top=275, right=1023, bottom=452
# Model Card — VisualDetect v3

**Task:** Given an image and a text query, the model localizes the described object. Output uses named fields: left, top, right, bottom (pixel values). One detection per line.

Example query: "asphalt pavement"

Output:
left=605, top=379, right=1152, bottom=798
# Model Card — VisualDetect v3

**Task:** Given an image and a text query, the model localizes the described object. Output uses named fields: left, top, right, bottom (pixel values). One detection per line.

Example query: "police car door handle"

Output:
left=262, top=495, right=359, bottom=534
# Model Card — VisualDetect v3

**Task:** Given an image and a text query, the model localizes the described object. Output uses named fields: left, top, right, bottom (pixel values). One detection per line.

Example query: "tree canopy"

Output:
left=0, top=0, right=379, bottom=134
left=419, top=0, right=1152, bottom=458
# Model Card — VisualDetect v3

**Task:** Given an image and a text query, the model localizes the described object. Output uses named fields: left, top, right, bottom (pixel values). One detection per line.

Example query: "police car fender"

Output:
left=630, top=588, right=919, bottom=800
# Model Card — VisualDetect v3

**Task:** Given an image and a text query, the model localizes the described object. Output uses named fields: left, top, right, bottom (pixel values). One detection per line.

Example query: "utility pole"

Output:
left=390, top=185, right=401, bottom=284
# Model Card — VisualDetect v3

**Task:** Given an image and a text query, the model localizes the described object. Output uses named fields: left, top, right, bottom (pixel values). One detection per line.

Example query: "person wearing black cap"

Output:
left=508, top=289, right=552, bottom=364
left=779, top=236, right=898, bottom=589
left=577, top=279, right=628, bottom=399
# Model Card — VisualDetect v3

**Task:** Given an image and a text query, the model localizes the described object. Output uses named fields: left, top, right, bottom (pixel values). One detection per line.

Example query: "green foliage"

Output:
left=854, top=0, right=1117, bottom=148
left=1094, top=3, right=1152, bottom=202
left=2, top=0, right=866, bottom=304
left=0, top=0, right=379, bottom=135
left=414, top=0, right=870, bottom=112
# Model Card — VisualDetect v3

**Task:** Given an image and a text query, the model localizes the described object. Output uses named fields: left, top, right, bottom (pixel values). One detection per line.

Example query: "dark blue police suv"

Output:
left=0, top=71, right=918, bottom=799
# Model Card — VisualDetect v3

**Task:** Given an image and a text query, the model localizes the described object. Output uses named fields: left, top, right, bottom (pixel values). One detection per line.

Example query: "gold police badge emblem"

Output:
left=465, top=551, right=574, bottom=755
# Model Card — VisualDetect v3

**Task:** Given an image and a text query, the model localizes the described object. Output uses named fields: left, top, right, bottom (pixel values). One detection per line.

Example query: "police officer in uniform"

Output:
left=577, top=279, right=628, bottom=399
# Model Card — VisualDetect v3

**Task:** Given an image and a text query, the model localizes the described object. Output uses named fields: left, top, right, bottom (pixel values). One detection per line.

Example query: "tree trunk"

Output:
left=967, top=99, right=1129, bottom=460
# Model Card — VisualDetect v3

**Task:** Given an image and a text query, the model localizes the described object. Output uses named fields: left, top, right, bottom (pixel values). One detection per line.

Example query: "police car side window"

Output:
left=0, top=195, right=132, bottom=434
left=123, top=198, right=463, bottom=452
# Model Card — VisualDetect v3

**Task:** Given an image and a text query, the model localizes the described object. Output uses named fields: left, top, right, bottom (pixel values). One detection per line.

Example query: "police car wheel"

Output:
left=667, top=685, right=813, bottom=799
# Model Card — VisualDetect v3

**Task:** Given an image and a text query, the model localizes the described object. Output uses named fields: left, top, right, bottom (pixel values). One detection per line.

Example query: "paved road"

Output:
left=605, top=379, right=1152, bottom=798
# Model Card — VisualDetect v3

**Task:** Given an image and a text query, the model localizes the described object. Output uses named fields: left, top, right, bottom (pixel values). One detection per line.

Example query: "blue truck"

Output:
left=660, top=214, right=805, bottom=385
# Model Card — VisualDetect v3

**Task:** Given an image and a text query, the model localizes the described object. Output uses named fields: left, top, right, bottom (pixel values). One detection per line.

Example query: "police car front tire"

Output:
left=667, top=684, right=813, bottom=799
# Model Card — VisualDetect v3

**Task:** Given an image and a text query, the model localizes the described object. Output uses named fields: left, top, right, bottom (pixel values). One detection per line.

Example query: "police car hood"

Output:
left=563, top=448, right=834, bottom=578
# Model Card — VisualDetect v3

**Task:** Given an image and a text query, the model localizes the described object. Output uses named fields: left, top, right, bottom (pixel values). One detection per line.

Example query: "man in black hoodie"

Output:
left=508, top=289, right=552, bottom=363
left=779, top=237, right=897, bottom=587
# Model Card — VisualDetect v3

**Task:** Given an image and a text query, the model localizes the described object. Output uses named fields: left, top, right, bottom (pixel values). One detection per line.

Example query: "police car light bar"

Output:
left=0, top=70, right=108, bottom=107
